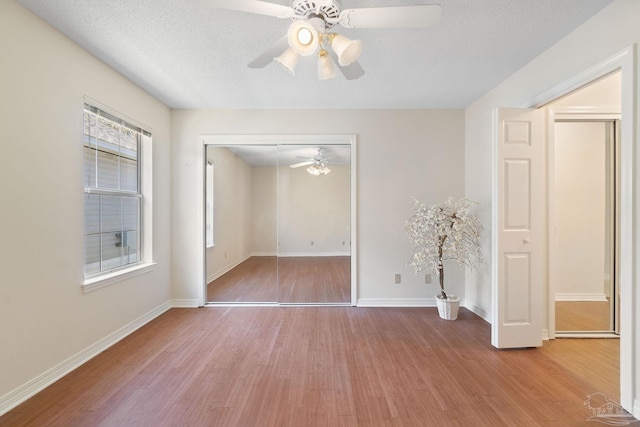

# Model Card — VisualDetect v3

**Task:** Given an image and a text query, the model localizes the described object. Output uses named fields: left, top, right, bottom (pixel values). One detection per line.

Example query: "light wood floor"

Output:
left=556, top=300, right=611, bottom=331
left=0, top=307, right=624, bottom=426
left=207, top=256, right=351, bottom=304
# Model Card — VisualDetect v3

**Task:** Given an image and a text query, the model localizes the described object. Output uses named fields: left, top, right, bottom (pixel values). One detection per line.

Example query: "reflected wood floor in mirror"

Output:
left=278, top=256, right=350, bottom=304
left=0, top=307, right=622, bottom=426
left=556, top=300, right=611, bottom=331
left=207, top=256, right=350, bottom=304
left=207, top=257, right=279, bottom=303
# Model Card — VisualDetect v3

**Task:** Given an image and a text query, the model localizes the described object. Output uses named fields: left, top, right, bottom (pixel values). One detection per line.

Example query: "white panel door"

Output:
left=492, top=108, right=544, bottom=348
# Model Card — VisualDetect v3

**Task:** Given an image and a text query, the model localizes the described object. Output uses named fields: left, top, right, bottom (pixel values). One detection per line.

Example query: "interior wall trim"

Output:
left=463, top=300, right=491, bottom=323
left=206, top=254, right=252, bottom=284
left=277, top=251, right=351, bottom=257
left=554, top=293, right=608, bottom=302
left=357, top=298, right=438, bottom=307
left=201, top=134, right=358, bottom=306
left=171, top=299, right=201, bottom=308
left=0, top=301, right=173, bottom=417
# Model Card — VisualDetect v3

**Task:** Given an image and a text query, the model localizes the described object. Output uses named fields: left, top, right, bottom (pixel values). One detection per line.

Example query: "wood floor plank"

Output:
left=0, top=307, right=628, bottom=426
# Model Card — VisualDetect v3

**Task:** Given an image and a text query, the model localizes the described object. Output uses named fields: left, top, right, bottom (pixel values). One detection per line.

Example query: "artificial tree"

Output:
left=406, top=197, right=482, bottom=300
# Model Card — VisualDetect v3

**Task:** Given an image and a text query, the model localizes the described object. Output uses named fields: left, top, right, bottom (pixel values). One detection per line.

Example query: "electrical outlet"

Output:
left=395, top=274, right=401, bottom=284
left=424, top=274, right=432, bottom=284
left=310, top=241, right=314, bottom=246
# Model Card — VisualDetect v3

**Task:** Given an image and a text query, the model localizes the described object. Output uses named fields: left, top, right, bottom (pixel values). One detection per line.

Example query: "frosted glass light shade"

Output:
left=275, top=48, right=299, bottom=75
left=288, top=21, right=318, bottom=56
left=330, top=34, right=362, bottom=66
left=317, top=50, right=338, bottom=80
left=307, top=163, right=331, bottom=175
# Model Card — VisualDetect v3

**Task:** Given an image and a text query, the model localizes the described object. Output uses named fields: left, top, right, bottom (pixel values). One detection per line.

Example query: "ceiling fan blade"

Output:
left=328, top=50, right=365, bottom=80
left=248, top=36, right=288, bottom=68
left=210, top=0, right=294, bottom=19
left=290, top=161, right=314, bottom=168
left=339, top=5, right=442, bottom=29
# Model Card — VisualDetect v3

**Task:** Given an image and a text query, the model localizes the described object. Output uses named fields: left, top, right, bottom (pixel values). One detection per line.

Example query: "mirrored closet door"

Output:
left=203, top=138, right=353, bottom=305
left=276, top=144, right=351, bottom=304
left=204, top=144, right=279, bottom=303
left=553, top=119, right=619, bottom=334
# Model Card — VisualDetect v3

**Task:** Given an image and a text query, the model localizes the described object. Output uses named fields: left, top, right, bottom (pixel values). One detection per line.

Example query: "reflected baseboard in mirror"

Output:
left=207, top=256, right=350, bottom=304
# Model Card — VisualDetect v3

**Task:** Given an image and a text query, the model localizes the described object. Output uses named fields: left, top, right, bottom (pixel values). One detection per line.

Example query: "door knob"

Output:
left=523, top=238, right=530, bottom=244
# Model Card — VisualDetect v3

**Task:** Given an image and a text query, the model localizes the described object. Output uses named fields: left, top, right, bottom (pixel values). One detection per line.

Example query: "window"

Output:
left=83, top=103, right=150, bottom=279
left=206, top=161, right=214, bottom=248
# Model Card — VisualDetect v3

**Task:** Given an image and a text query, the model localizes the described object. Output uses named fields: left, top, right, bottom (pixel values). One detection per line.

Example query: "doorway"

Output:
left=202, top=135, right=357, bottom=305
left=547, top=71, right=621, bottom=337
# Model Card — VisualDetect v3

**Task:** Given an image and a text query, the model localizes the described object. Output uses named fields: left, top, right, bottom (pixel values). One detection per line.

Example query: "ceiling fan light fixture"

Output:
left=307, top=163, right=331, bottom=175
left=329, top=33, right=362, bottom=66
left=288, top=20, right=319, bottom=56
left=275, top=47, right=299, bottom=75
left=317, top=49, right=338, bottom=80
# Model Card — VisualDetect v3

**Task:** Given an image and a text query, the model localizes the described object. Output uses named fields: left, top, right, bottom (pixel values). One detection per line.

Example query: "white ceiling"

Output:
left=17, top=0, right=613, bottom=109
left=223, top=144, right=351, bottom=167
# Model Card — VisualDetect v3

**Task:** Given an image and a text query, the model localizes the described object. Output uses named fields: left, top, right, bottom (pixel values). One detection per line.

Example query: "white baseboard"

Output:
left=171, top=299, right=200, bottom=308
left=278, top=251, right=350, bottom=257
left=541, top=329, right=550, bottom=341
left=357, top=298, right=437, bottom=307
left=634, top=399, right=640, bottom=420
left=555, top=292, right=607, bottom=302
left=250, top=252, right=277, bottom=257
left=0, top=301, right=173, bottom=417
left=206, top=255, right=251, bottom=284
left=463, top=301, right=491, bottom=323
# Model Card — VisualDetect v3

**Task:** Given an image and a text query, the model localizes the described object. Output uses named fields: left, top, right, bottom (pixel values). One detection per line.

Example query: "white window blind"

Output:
left=83, top=103, right=149, bottom=277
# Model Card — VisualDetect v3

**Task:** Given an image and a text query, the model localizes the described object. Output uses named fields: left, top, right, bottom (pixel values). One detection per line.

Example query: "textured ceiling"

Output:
left=16, top=0, right=613, bottom=109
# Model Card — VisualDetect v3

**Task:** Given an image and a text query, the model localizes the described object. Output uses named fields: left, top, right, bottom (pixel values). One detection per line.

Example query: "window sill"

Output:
left=83, top=262, right=156, bottom=293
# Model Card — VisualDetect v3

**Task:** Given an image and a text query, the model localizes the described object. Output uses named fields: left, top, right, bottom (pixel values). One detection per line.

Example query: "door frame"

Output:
left=201, top=134, right=357, bottom=306
left=512, top=46, right=635, bottom=411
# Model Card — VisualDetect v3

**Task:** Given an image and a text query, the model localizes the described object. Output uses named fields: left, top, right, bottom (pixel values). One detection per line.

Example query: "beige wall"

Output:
left=465, top=0, right=638, bottom=318
left=553, top=121, right=608, bottom=297
left=251, top=166, right=278, bottom=255
left=0, top=0, right=172, bottom=405
left=552, top=71, right=621, bottom=107
left=205, top=147, right=253, bottom=282
left=171, top=109, right=466, bottom=305
left=278, top=165, right=350, bottom=256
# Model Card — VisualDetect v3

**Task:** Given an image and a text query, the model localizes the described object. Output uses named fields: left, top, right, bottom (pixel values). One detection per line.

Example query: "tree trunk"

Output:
left=438, top=236, right=447, bottom=299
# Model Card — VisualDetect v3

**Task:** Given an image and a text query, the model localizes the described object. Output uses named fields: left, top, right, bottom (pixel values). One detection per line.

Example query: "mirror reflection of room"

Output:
left=553, top=120, right=616, bottom=333
left=205, top=143, right=351, bottom=304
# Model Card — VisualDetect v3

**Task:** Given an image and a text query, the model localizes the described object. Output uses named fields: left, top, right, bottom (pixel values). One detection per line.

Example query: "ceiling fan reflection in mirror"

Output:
left=210, top=0, right=442, bottom=80
left=290, top=148, right=335, bottom=175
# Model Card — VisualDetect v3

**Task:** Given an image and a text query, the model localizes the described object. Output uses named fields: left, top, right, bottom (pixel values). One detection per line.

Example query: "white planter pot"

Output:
left=435, top=295, right=461, bottom=320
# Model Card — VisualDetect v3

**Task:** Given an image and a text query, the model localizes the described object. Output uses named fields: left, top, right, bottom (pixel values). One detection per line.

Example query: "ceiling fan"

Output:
left=210, top=0, right=442, bottom=80
left=290, top=148, right=334, bottom=175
